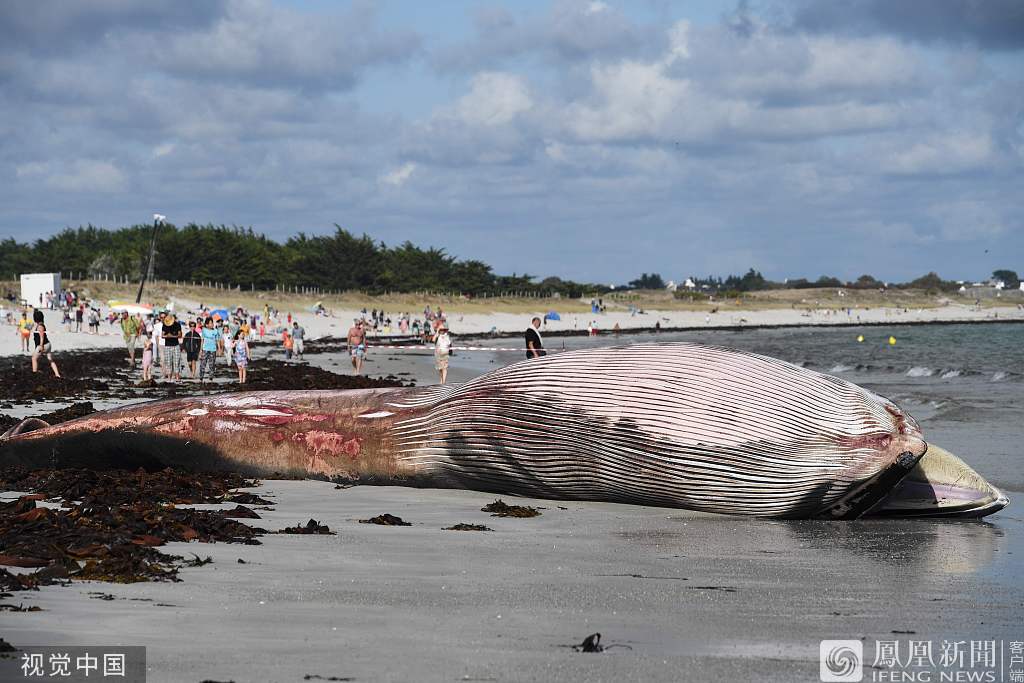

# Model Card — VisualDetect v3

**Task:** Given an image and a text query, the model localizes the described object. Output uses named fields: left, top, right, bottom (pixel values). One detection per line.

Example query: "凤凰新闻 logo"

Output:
left=821, top=639, right=864, bottom=682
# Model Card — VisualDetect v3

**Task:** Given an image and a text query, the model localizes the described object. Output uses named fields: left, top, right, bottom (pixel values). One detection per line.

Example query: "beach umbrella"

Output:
left=108, top=301, right=153, bottom=315
left=210, top=308, right=230, bottom=320
left=545, top=311, right=561, bottom=321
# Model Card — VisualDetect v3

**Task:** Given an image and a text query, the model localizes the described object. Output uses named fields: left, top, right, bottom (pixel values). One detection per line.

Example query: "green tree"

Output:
left=992, top=269, right=1019, bottom=288
left=628, top=273, right=666, bottom=289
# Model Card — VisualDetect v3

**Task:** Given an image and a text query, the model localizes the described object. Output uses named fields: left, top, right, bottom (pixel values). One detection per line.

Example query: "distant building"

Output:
left=683, top=277, right=696, bottom=290
left=665, top=280, right=678, bottom=292
left=20, top=272, right=60, bottom=307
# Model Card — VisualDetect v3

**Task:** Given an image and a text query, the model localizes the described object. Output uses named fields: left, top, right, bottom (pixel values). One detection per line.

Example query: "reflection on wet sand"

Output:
left=618, top=517, right=1005, bottom=575
left=782, top=520, right=1004, bottom=574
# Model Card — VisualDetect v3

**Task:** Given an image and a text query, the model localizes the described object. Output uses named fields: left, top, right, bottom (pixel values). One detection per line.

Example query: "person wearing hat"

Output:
left=434, top=324, right=452, bottom=384
left=161, top=313, right=183, bottom=382
left=120, top=311, right=141, bottom=368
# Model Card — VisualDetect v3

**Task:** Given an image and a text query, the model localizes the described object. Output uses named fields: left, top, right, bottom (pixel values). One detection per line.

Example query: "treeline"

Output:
left=3, top=224, right=1015, bottom=297
left=668, top=269, right=1017, bottom=295
left=0, top=224, right=607, bottom=297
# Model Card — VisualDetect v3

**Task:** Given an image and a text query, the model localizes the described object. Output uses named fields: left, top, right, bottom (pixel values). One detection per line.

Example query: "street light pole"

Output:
left=136, top=214, right=165, bottom=304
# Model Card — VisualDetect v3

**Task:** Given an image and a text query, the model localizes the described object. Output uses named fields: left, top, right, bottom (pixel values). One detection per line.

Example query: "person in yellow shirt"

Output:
left=17, top=312, right=31, bottom=353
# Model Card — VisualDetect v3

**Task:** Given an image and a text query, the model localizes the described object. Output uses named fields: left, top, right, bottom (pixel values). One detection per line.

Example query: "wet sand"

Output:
left=2, top=480, right=1019, bottom=682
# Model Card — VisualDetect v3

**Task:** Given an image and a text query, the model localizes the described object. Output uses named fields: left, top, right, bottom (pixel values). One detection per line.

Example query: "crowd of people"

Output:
left=9, top=291, right=556, bottom=388
left=118, top=306, right=273, bottom=385
left=357, top=304, right=449, bottom=342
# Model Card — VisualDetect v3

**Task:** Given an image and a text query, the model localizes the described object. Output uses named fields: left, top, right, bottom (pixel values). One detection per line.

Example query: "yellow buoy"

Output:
left=888, top=336, right=897, bottom=346
left=857, top=335, right=864, bottom=343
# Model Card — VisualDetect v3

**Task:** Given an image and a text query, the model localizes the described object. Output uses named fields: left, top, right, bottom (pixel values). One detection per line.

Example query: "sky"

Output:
left=1, top=0, right=1022, bottom=284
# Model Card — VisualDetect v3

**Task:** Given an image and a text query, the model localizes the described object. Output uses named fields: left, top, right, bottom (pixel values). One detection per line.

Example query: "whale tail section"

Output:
left=1, top=418, right=51, bottom=441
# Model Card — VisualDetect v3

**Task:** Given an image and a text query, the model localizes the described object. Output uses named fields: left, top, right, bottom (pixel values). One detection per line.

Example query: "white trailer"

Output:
left=20, top=272, right=61, bottom=308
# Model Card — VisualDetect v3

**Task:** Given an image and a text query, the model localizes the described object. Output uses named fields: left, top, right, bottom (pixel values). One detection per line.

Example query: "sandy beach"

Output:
left=2, top=295, right=1021, bottom=361
left=2, top=479, right=1018, bottom=683
left=2, top=308, right=1021, bottom=682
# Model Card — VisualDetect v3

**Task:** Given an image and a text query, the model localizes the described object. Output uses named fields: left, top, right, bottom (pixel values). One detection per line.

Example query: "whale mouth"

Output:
left=866, top=444, right=1010, bottom=519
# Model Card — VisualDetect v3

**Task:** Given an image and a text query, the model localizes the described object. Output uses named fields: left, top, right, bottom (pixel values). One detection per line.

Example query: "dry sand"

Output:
left=2, top=298, right=1021, bottom=360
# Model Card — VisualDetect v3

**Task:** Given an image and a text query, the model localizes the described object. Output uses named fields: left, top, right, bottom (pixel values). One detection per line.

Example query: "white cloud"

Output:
left=882, top=132, right=996, bottom=175
left=153, top=142, right=176, bottom=158
left=379, top=162, right=417, bottom=187
left=148, top=0, right=419, bottom=89
left=18, top=159, right=128, bottom=193
left=455, top=72, right=533, bottom=126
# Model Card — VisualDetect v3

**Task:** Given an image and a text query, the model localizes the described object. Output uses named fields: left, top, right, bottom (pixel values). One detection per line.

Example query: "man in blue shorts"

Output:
left=348, top=319, right=366, bottom=375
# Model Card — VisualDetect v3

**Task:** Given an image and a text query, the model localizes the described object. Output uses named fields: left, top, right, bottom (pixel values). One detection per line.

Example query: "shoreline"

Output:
left=458, top=313, right=1024, bottom=342
left=2, top=301, right=1021, bottom=359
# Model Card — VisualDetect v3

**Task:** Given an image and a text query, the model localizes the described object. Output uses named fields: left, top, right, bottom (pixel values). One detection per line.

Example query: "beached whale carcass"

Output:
left=0, top=343, right=1008, bottom=519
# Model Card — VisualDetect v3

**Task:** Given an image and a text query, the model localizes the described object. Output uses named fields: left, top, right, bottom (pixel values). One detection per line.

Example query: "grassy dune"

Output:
left=2, top=279, right=1017, bottom=315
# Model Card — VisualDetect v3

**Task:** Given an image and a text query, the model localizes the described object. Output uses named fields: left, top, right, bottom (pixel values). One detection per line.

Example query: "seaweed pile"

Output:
left=481, top=499, right=541, bottom=518
left=0, top=350, right=123, bottom=405
left=0, top=467, right=266, bottom=591
left=241, top=358, right=404, bottom=391
left=0, top=346, right=405, bottom=428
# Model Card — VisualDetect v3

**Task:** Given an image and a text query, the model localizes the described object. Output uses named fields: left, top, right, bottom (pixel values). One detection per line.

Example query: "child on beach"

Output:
left=141, top=335, right=154, bottom=381
left=283, top=329, right=293, bottom=360
left=434, top=325, right=451, bottom=384
left=221, top=324, right=234, bottom=367
left=18, top=312, right=31, bottom=352
left=233, top=330, right=249, bottom=384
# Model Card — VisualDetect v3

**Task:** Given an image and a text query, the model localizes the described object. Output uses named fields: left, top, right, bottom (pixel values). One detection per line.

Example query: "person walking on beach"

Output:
left=120, top=311, right=141, bottom=368
left=183, top=320, right=202, bottom=379
left=434, top=325, right=451, bottom=384
left=198, top=318, right=219, bottom=384
left=221, top=323, right=234, bottom=368
left=233, top=330, right=249, bottom=384
left=282, top=328, right=293, bottom=360
left=141, top=334, right=154, bottom=382
left=74, top=305, right=83, bottom=332
left=31, top=320, right=61, bottom=377
left=161, top=313, right=183, bottom=382
left=291, top=322, right=305, bottom=359
left=526, top=317, right=545, bottom=359
left=152, top=314, right=163, bottom=366
left=18, top=311, right=31, bottom=353
left=348, top=319, right=366, bottom=375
